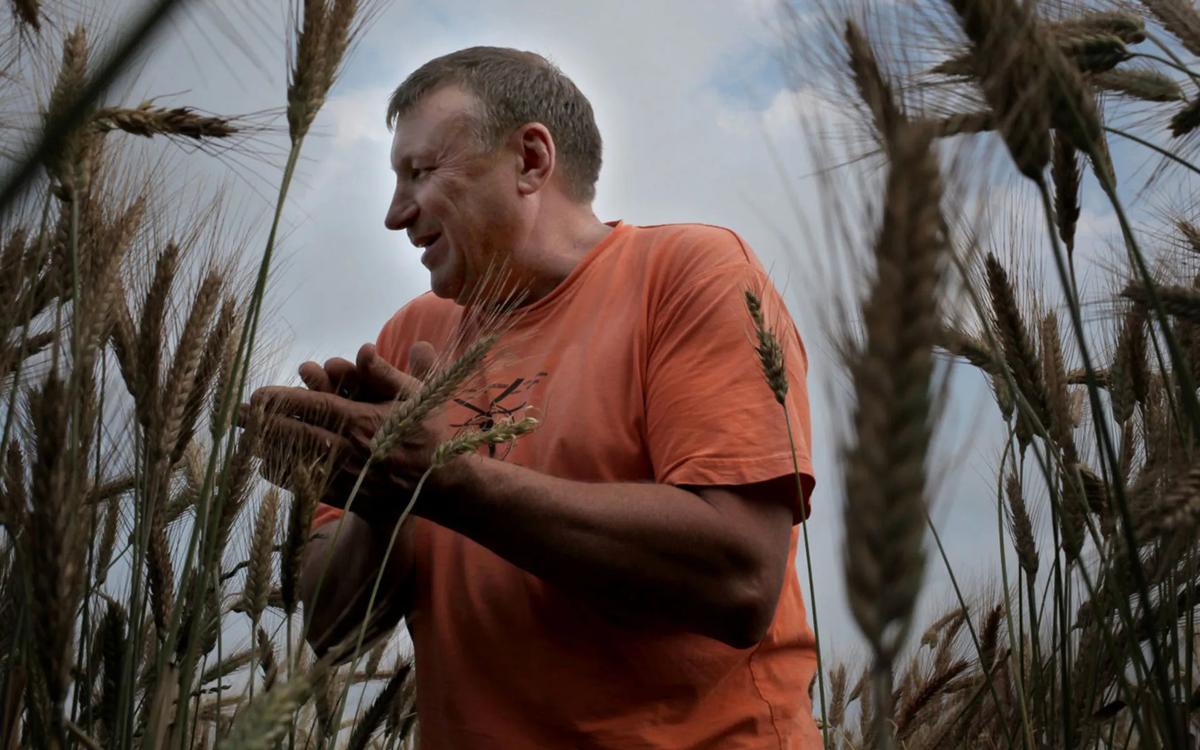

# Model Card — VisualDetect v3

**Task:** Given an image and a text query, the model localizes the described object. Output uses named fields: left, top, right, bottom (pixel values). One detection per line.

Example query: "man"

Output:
left=247, top=47, right=819, bottom=749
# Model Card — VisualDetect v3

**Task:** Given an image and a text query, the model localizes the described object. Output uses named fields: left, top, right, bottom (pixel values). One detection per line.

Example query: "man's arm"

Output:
left=424, top=456, right=798, bottom=649
left=299, top=512, right=417, bottom=656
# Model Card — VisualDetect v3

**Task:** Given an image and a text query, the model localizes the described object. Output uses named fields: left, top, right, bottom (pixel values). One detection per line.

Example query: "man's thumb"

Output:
left=356, top=343, right=408, bottom=398
left=408, top=340, right=437, bottom=380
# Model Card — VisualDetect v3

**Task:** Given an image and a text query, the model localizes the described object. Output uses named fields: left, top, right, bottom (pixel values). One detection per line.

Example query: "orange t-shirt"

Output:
left=314, top=221, right=819, bottom=749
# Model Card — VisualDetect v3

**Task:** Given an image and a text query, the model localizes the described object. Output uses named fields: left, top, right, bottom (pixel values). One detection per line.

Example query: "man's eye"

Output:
left=411, top=167, right=429, bottom=180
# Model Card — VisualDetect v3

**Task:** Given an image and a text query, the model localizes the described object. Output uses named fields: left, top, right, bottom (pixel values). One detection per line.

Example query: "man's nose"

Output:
left=385, top=194, right=417, bottom=231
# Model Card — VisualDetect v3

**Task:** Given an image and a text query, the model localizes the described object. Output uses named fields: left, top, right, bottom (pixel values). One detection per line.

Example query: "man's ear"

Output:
left=513, top=122, right=555, bottom=196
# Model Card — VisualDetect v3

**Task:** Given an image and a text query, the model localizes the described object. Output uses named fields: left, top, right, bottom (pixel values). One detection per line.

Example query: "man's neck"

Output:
left=515, top=205, right=613, bottom=306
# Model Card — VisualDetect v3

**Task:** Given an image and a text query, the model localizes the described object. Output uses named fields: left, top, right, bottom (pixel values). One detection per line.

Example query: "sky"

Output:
left=21, top=0, right=1117, bottom=672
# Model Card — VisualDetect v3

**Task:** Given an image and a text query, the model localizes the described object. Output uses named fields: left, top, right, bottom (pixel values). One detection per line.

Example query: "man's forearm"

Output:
left=421, top=455, right=783, bottom=647
left=299, top=512, right=415, bottom=655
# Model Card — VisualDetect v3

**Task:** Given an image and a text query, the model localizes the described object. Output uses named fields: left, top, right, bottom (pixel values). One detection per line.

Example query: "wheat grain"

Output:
left=1041, top=311, right=1078, bottom=462
left=287, top=0, right=362, bottom=143
left=1057, top=33, right=1131, bottom=74
left=1110, top=305, right=1149, bottom=422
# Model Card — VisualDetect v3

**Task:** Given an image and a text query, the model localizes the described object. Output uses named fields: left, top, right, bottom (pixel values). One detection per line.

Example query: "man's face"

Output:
left=385, top=86, right=524, bottom=304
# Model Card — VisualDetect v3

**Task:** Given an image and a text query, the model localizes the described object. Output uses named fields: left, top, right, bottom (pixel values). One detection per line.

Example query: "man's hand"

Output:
left=240, top=341, right=441, bottom=526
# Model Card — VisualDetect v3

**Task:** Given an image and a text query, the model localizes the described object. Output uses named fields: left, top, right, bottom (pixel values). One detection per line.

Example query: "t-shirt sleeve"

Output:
left=644, top=228, right=815, bottom=523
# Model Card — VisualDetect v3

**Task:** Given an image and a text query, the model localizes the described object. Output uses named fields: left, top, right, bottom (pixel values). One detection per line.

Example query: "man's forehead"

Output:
left=390, top=86, right=480, bottom=164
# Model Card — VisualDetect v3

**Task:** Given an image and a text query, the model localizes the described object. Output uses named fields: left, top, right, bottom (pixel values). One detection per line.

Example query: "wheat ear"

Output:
left=371, top=332, right=499, bottom=459
left=843, top=121, right=944, bottom=746
left=1094, top=68, right=1184, bottom=103
left=92, top=105, right=236, bottom=140
left=430, top=416, right=539, bottom=466
left=1140, top=0, right=1200, bottom=57
left=243, top=489, right=280, bottom=626
left=1005, top=473, right=1039, bottom=577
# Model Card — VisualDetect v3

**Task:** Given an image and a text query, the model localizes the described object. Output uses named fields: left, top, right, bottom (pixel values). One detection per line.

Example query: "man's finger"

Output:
left=248, top=386, right=356, bottom=433
left=323, top=357, right=361, bottom=398
left=408, top=340, right=437, bottom=380
left=356, top=343, right=421, bottom=401
left=299, top=361, right=333, bottom=393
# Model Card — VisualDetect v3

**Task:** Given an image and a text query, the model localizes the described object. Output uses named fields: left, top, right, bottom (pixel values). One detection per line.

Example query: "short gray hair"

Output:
left=387, top=47, right=602, bottom=203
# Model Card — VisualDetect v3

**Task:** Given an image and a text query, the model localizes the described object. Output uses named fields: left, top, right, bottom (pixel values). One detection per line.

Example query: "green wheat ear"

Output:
left=745, top=289, right=788, bottom=404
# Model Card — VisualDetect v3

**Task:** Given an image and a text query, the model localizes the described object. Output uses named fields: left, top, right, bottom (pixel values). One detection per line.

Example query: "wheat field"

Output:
left=4, top=0, right=1200, bottom=748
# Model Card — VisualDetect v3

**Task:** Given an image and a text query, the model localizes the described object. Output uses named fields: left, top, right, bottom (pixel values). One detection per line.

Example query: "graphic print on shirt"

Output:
left=451, top=372, right=548, bottom=457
